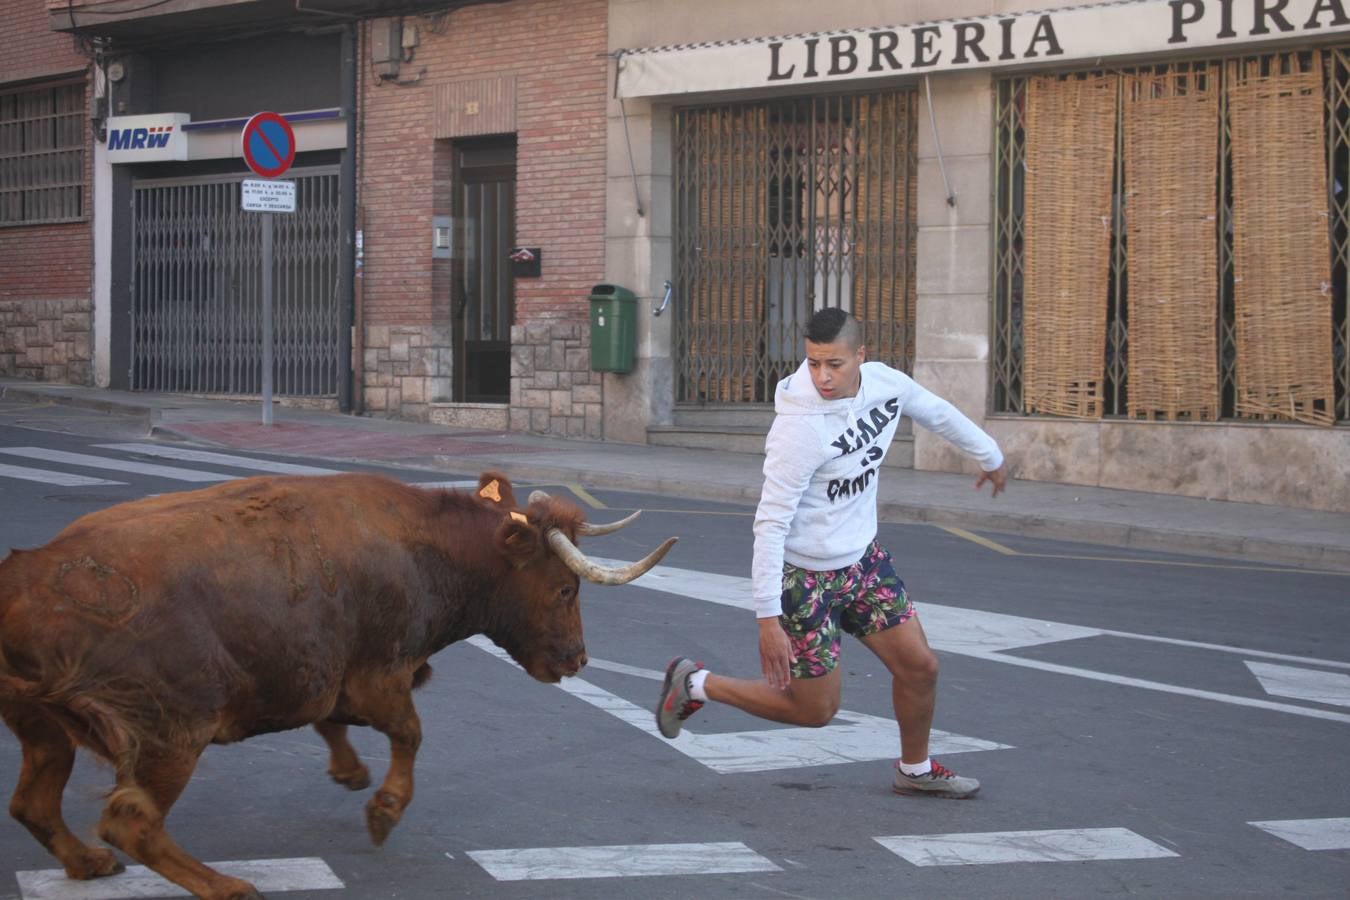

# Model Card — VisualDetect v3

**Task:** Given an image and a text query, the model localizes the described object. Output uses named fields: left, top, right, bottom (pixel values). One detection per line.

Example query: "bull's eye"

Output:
left=557, top=585, right=576, bottom=606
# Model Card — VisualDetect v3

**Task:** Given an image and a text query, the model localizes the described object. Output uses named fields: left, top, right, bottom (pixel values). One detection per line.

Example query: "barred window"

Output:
left=0, top=82, right=85, bottom=226
left=994, top=49, right=1350, bottom=426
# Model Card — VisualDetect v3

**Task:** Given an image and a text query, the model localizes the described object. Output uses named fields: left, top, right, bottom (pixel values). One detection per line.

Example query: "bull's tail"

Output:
left=0, top=671, right=44, bottom=701
left=0, top=668, right=140, bottom=768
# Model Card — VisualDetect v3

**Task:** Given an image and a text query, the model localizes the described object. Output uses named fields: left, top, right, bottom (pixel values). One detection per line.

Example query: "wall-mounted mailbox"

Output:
left=509, top=246, right=541, bottom=278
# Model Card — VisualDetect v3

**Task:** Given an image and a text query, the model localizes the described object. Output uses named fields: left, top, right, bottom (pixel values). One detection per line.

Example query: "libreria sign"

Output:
left=616, top=0, right=1350, bottom=98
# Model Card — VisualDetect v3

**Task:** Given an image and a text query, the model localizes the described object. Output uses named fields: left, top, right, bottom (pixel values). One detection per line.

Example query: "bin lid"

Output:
left=589, top=283, right=637, bottom=301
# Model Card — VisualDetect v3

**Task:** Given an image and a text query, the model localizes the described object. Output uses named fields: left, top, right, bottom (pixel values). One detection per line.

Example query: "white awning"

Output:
left=616, top=0, right=1350, bottom=98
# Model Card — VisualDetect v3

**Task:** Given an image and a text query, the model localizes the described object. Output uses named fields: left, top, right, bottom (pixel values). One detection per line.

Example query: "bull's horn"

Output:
left=579, top=510, right=640, bottom=535
left=546, top=529, right=677, bottom=585
left=527, top=490, right=642, bottom=536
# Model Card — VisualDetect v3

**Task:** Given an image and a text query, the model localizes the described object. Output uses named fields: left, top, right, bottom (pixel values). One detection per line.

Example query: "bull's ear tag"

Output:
left=479, top=480, right=502, bottom=502
left=509, top=511, right=528, bottom=523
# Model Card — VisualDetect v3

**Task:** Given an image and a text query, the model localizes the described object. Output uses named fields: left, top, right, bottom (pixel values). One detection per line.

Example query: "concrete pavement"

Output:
left=2, top=377, right=1347, bottom=573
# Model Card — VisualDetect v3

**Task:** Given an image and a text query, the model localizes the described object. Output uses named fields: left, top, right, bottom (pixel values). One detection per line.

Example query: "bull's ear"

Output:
left=476, top=471, right=517, bottom=507
left=495, top=513, right=541, bottom=566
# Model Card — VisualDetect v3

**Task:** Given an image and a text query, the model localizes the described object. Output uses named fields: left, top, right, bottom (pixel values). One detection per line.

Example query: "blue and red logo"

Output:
left=108, top=124, right=174, bottom=152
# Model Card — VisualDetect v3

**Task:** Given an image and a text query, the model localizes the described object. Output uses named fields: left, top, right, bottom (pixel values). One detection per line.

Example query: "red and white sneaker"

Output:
left=655, top=657, right=705, bottom=739
left=892, top=759, right=981, bottom=798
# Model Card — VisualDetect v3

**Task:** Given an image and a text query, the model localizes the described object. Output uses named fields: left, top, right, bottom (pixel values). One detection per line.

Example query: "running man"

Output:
left=656, top=308, right=1007, bottom=798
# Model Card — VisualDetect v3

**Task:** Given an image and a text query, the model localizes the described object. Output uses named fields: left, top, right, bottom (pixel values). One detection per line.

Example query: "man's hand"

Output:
left=976, top=461, right=1008, bottom=498
left=758, top=617, right=795, bottom=691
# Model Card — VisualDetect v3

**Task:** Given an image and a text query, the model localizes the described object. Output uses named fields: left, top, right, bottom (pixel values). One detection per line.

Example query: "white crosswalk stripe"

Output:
left=467, top=842, right=780, bottom=881
left=16, top=857, right=342, bottom=899
left=1249, top=817, right=1350, bottom=851
left=0, top=461, right=125, bottom=487
left=874, top=828, right=1180, bottom=866
left=0, top=448, right=234, bottom=483
left=95, top=443, right=343, bottom=476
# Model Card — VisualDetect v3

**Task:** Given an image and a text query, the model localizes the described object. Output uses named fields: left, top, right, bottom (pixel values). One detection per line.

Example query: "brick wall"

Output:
left=0, top=0, right=94, bottom=385
left=358, top=0, right=608, bottom=433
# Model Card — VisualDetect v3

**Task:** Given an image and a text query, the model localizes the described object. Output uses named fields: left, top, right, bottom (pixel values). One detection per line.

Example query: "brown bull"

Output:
left=0, top=471, right=675, bottom=899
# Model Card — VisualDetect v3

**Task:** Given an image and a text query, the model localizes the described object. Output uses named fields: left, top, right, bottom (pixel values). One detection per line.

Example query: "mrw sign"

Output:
left=616, top=0, right=1350, bottom=97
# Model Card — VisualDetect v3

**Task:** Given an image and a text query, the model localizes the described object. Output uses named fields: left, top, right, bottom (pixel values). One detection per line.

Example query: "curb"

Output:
left=1, top=384, right=158, bottom=428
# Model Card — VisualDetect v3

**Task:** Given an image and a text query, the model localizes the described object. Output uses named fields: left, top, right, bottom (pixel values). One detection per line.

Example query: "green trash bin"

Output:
left=588, top=283, right=637, bottom=374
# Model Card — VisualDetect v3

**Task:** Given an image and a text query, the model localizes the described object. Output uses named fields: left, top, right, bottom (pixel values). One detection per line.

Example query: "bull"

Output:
left=0, top=471, right=675, bottom=899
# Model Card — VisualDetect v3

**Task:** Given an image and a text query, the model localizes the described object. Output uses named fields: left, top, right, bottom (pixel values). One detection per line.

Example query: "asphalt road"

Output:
left=0, top=401, right=1347, bottom=899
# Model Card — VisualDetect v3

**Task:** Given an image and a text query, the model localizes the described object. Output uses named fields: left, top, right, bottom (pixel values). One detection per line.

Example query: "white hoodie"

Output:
left=751, top=360, right=1004, bottom=618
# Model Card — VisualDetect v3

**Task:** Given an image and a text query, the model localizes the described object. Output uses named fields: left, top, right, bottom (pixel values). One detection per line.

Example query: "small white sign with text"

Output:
left=241, top=179, right=296, bottom=213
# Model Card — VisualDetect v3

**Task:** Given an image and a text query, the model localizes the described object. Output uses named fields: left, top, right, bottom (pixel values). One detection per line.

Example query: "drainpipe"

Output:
left=338, top=22, right=357, bottom=412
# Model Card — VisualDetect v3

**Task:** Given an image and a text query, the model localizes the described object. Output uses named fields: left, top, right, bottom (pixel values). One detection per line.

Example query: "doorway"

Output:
left=453, top=137, right=516, bottom=402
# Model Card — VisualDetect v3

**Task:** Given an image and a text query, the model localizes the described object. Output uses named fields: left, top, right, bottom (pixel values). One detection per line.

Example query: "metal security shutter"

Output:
left=673, top=90, right=917, bottom=404
left=130, top=167, right=340, bottom=396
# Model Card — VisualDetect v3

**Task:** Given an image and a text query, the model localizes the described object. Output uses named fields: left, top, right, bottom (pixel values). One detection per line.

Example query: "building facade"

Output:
left=606, top=0, right=1350, bottom=512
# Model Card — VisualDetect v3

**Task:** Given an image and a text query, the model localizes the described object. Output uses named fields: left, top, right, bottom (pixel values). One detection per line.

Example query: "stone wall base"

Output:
left=510, top=320, right=601, bottom=439
left=361, top=324, right=452, bottom=422
left=0, top=298, right=92, bottom=385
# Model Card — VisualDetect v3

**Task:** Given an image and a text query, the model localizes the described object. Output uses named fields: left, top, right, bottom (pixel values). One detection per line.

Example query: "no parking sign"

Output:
left=241, top=111, right=296, bottom=179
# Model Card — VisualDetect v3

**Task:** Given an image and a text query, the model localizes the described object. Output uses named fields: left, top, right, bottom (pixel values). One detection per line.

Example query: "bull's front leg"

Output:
left=313, top=720, right=371, bottom=790
left=340, top=672, right=423, bottom=846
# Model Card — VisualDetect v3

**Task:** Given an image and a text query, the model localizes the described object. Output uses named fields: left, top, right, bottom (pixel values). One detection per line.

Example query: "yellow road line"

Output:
left=939, top=525, right=1343, bottom=576
left=938, top=525, right=1019, bottom=555
left=565, top=483, right=605, bottom=509
left=1023, top=551, right=1346, bottom=576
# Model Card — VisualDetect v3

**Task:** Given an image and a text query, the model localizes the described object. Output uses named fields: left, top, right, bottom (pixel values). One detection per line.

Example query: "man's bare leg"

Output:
left=859, top=613, right=939, bottom=764
left=703, top=666, right=842, bottom=728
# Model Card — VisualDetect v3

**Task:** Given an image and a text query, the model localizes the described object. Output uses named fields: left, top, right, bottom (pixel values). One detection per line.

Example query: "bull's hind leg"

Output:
left=97, top=748, right=261, bottom=900
left=0, top=704, right=123, bottom=880
left=340, top=671, right=422, bottom=846
left=313, top=720, right=371, bottom=790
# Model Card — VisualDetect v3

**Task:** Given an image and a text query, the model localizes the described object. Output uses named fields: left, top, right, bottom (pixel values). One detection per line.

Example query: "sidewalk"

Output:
left=3, top=378, right=1347, bottom=574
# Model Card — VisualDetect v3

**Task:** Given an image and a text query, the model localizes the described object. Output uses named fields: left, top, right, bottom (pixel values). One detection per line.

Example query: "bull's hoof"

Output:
left=63, top=847, right=124, bottom=880
left=329, top=764, right=371, bottom=791
left=215, top=875, right=264, bottom=900
left=364, top=791, right=403, bottom=846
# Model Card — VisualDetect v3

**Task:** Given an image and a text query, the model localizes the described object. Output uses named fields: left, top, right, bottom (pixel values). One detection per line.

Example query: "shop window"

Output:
left=995, top=51, right=1349, bottom=426
left=0, top=82, right=84, bottom=226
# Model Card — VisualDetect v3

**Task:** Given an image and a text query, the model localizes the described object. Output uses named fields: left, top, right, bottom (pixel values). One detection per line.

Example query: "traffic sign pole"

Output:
left=262, top=214, right=274, bottom=427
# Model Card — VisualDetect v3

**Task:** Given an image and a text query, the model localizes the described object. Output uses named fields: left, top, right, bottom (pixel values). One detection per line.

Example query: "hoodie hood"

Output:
left=774, top=359, right=861, bottom=416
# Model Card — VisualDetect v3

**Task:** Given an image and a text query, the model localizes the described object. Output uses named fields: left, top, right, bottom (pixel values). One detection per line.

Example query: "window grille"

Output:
left=0, top=82, right=84, bottom=226
left=995, top=50, right=1350, bottom=425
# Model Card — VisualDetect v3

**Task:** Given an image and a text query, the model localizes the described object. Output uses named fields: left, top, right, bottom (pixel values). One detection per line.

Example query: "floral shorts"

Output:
left=779, top=540, right=914, bottom=679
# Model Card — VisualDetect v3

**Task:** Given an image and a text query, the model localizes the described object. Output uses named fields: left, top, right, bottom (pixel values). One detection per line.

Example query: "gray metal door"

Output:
left=130, top=168, right=341, bottom=396
left=673, top=91, right=917, bottom=403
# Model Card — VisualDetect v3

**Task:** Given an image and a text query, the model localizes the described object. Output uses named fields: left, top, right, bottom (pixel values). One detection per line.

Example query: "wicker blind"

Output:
left=1228, top=61, right=1335, bottom=425
left=1022, top=75, right=1117, bottom=419
left=851, top=91, right=916, bottom=370
left=1123, top=69, right=1221, bottom=421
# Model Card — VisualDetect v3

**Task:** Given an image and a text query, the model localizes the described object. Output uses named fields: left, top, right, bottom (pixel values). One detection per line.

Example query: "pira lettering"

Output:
left=1169, top=0, right=1346, bottom=43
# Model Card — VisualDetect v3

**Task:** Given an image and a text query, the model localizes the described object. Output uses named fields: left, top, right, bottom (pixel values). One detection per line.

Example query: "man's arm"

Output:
left=751, top=417, right=818, bottom=689
left=894, top=373, right=1006, bottom=488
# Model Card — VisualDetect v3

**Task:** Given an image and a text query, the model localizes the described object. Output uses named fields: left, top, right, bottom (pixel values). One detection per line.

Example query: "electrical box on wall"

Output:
left=370, top=19, right=401, bottom=79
